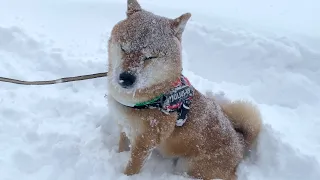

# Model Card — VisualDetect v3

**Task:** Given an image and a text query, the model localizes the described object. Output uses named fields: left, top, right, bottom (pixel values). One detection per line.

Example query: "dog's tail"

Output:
left=221, top=100, right=262, bottom=150
left=206, top=91, right=262, bottom=150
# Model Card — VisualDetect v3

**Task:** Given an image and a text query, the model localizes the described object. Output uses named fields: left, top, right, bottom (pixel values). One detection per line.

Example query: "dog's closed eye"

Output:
left=144, top=56, right=157, bottom=61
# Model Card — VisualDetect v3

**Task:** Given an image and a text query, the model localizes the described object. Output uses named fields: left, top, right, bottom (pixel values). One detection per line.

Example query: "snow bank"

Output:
left=1, top=0, right=319, bottom=180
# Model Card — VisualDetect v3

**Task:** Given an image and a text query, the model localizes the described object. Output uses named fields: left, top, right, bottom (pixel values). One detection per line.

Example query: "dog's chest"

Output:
left=108, top=96, right=144, bottom=142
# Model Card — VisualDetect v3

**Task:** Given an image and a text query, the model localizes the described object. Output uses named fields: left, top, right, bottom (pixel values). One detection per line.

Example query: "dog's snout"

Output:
left=119, top=72, right=136, bottom=88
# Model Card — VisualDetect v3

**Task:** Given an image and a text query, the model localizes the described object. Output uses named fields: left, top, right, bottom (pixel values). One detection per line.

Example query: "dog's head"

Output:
left=107, top=0, right=191, bottom=106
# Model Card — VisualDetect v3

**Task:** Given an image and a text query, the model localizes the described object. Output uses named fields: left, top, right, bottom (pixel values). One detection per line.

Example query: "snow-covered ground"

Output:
left=0, top=0, right=319, bottom=179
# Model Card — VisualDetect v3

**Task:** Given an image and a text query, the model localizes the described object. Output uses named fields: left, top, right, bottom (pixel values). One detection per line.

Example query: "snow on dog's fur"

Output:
left=106, top=0, right=262, bottom=179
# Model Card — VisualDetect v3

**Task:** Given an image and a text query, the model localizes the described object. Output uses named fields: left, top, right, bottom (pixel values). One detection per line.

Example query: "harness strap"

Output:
left=132, top=75, right=194, bottom=127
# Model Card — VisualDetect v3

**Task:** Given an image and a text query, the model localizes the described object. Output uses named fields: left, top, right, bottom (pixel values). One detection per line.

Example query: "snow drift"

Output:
left=0, top=0, right=319, bottom=180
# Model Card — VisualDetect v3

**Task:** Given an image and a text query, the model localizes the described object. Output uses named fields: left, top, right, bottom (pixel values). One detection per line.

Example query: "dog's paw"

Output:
left=123, top=165, right=140, bottom=176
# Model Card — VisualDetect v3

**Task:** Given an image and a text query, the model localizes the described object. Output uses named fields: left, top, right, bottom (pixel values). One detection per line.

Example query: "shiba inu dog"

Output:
left=107, top=0, right=262, bottom=179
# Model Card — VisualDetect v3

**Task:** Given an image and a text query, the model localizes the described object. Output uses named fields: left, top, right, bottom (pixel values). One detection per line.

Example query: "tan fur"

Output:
left=107, top=1, right=262, bottom=179
left=220, top=100, right=262, bottom=149
left=206, top=92, right=263, bottom=150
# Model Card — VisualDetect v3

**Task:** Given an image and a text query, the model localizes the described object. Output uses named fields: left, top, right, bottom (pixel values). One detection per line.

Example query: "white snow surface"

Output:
left=1, top=0, right=320, bottom=180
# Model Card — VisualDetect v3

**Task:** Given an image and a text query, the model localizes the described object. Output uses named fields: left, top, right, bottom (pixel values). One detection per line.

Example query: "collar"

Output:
left=131, top=75, right=194, bottom=127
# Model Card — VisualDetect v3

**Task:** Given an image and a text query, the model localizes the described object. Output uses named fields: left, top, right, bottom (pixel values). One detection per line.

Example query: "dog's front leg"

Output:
left=124, top=132, right=156, bottom=176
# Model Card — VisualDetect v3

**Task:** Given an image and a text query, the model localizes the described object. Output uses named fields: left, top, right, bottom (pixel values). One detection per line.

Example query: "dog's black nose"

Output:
left=119, top=72, right=136, bottom=88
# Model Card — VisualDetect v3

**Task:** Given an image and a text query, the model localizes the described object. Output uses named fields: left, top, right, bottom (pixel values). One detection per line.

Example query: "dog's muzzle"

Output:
left=119, top=71, right=136, bottom=88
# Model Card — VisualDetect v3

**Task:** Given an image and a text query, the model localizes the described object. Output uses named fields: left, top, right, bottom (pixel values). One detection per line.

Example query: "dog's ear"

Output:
left=127, top=0, right=142, bottom=17
left=171, top=13, right=191, bottom=40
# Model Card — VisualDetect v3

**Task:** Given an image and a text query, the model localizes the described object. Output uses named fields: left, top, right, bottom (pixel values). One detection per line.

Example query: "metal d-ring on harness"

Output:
left=132, top=75, right=195, bottom=127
